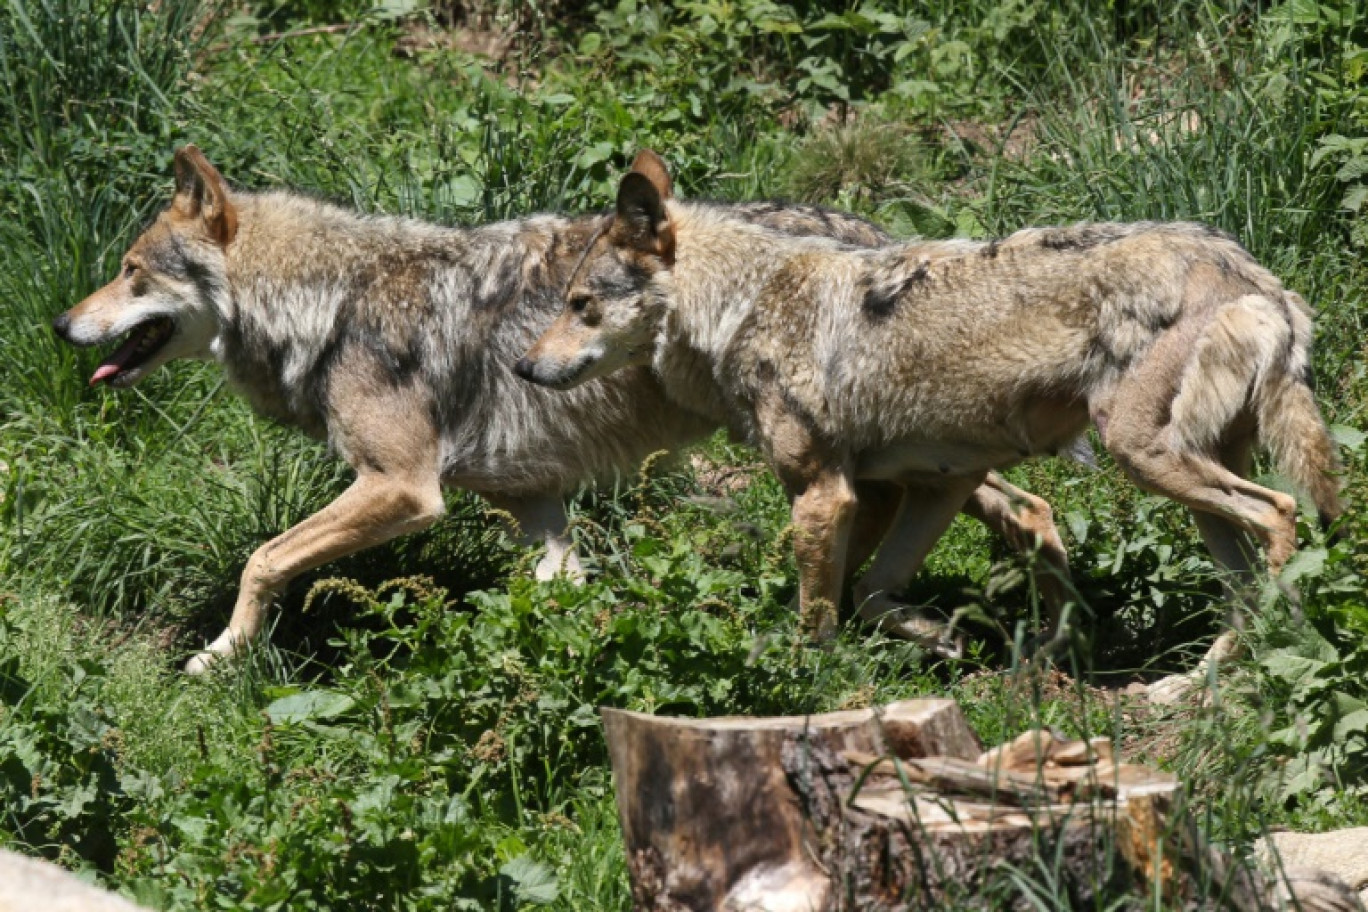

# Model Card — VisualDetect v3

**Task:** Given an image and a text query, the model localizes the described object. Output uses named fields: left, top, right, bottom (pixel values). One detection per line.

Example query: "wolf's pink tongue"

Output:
left=90, top=363, right=122, bottom=385
left=89, top=330, right=145, bottom=386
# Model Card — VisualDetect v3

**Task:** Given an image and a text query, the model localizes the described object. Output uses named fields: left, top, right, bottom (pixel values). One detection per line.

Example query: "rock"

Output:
left=0, top=849, right=151, bottom=912
left=1270, top=868, right=1366, bottom=911
left=1256, top=829, right=1368, bottom=894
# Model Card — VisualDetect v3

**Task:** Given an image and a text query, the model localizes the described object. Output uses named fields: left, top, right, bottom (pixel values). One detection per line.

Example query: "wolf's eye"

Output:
left=122, top=263, right=137, bottom=280
left=568, top=295, right=591, bottom=314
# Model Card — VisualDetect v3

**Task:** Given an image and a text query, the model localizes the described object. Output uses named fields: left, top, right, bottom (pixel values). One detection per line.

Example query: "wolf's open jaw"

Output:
left=90, top=317, right=174, bottom=386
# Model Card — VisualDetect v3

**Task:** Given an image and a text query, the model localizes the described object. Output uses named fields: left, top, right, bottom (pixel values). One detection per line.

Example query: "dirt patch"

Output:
left=689, top=452, right=764, bottom=498
left=943, top=115, right=1038, bottom=161
left=394, top=21, right=513, bottom=64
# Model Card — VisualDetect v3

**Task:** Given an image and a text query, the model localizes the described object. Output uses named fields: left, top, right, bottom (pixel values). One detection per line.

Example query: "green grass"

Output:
left=2, top=0, right=1368, bottom=908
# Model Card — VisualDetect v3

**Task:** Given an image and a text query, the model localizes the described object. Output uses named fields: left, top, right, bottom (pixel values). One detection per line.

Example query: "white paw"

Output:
left=1147, top=634, right=1241, bottom=705
left=184, top=631, right=243, bottom=675
left=533, top=558, right=557, bottom=582
left=534, top=550, right=586, bottom=585
left=184, top=650, right=219, bottom=676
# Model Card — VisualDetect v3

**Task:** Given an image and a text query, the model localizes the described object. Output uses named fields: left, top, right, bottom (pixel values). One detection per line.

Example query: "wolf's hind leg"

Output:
left=853, top=475, right=983, bottom=657
left=486, top=493, right=585, bottom=582
left=1106, top=350, right=1294, bottom=699
left=1105, top=322, right=1299, bottom=572
left=1150, top=433, right=1260, bottom=703
left=1108, top=445, right=1294, bottom=699
left=962, top=473, right=1073, bottom=644
left=1111, top=440, right=1296, bottom=570
left=1148, top=506, right=1255, bottom=704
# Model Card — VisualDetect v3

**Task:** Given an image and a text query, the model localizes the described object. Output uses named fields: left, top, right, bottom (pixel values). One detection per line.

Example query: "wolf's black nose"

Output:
left=512, top=357, right=536, bottom=381
left=51, top=312, right=71, bottom=341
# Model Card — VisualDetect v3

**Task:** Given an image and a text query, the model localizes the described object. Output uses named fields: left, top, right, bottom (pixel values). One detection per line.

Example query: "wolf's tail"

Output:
left=1169, top=291, right=1343, bottom=525
left=1259, top=291, right=1344, bottom=526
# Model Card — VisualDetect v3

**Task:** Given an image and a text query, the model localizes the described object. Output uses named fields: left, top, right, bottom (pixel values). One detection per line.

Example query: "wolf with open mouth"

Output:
left=52, top=146, right=1069, bottom=673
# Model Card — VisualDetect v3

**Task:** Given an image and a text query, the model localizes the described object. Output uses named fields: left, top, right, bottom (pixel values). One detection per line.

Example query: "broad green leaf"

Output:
left=1278, top=753, right=1325, bottom=801
left=444, top=175, right=481, bottom=208
left=1330, top=424, right=1367, bottom=450
left=1333, top=709, right=1368, bottom=741
left=1279, top=547, right=1326, bottom=586
left=264, top=690, right=357, bottom=724
left=1342, top=186, right=1368, bottom=213
left=500, top=855, right=559, bottom=905
left=574, top=142, right=615, bottom=170
left=1260, top=652, right=1326, bottom=688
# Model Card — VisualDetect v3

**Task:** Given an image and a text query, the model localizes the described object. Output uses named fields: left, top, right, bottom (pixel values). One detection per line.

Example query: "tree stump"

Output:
left=602, top=699, right=1363, bottom=912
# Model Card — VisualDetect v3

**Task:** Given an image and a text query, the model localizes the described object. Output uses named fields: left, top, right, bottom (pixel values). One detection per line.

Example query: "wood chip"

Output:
left=1052, top=737, right=1114, bottom=766
left=846, top=750, right=1059, bottom=806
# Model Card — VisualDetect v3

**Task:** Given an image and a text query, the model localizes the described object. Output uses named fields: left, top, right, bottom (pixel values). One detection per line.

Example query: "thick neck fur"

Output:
left=212, top=192, right=565, bottom=438
left=651, top=202, right=849, bottom=424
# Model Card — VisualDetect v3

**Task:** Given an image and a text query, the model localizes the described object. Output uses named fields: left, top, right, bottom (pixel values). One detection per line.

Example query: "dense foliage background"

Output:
left=1, top=0, right=1367, bottom=907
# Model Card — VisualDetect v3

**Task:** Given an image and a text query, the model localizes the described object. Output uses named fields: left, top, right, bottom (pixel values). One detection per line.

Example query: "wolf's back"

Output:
left=713, top=200, right=890, bottom=247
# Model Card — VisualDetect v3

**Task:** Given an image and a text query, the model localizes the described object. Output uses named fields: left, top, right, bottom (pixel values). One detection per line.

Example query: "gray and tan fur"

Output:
left=52, top=146, right=1064, bottom=672
left=520, top=156, right=1342, bottom=681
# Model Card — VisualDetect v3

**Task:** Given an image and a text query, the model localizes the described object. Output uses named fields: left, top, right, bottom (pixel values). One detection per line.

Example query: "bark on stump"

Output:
left=602, top=699, right=1362, bottom=912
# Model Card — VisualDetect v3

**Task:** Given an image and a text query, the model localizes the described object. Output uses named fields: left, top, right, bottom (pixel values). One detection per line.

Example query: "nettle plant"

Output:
left=1312, top=134, right=1368, bottom=248
left=0, top=605, right=128, bottom=870
left=1257, top=539, right=1368, bottom=809
left=577, top=0, right=934, bottom=121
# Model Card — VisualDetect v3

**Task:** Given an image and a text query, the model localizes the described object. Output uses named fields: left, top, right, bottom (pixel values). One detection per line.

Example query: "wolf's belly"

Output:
left=852, top=397, right=1090, bottom=481
left=854, top=438, right=1024, bottom=480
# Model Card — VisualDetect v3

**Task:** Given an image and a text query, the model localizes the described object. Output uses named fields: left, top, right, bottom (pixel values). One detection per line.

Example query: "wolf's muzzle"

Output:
left=512, top=357, right=537, bottom=382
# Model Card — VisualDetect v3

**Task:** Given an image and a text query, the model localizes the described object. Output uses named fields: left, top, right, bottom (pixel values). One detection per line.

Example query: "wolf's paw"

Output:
left=184, top=650, right=220, bottom=676
left=1146, top=671, right=1200, bottom=705
left=1147, top=632, right=1242, bottom=705
left=859, top=598, right=963, bottom=660
left=533, top=550, right=587, bottom=585
left=184, top=631, right=243, bottom=675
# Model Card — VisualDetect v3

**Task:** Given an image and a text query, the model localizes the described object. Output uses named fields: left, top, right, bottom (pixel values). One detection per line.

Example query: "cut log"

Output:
left=603, top=702, right=1362, bottom=911
left=602, top=699, right=979, bottom=912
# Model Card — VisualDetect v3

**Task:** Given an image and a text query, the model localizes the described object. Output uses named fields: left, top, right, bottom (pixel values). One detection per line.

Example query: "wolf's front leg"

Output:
left=185, top=471, right=446, bottom=674
left=186, top=372, right=445, bottom=675
left=485, top=493, right=585, bottom=582
left=788, top=466, right=859, bottom=642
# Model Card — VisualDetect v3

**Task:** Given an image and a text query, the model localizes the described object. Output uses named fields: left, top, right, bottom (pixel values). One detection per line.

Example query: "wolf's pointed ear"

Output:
left=612, top=171, right=675, bottom=264
left=629, top=149, right=673, bottom=200
left=172, top=145, right=238, bottom=246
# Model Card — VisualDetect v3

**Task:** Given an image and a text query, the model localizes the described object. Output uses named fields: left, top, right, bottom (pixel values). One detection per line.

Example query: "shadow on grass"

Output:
left=178, top=495, right=514, bottom=677
left=882, top=558, right=1226, bottom=689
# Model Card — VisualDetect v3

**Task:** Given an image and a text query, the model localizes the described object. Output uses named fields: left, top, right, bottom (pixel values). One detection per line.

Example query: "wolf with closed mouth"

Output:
left=52, top=146, right=1067, bottom=672
left=518, top=153, right=1342, bottom=692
